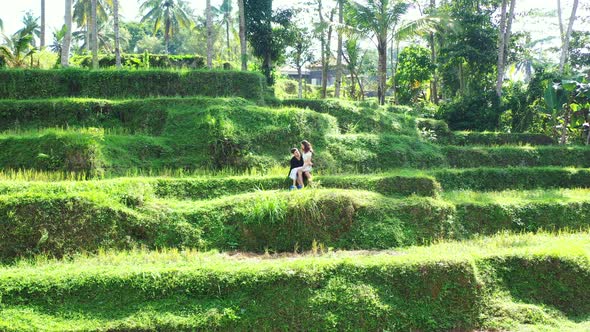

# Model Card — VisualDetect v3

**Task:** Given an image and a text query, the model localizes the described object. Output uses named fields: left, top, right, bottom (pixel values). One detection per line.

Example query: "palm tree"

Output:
left=50, top=25, right=67, bottom=54
left=206, top=0, right=213, bottom=68
left=0, top=25, right=37, bottom=68
left=91, top=0, right=98, bottom=69
left=40, top=0, right=46, bottom=47
left=558, top=0, right=579, bottom=74
left=238, top=0, right=247, bottom=70
left=62, top=0, right=73, bottom=67
left=213, top=0, right=233, bottom=61
left=140, top=0, right=192, bottom=54
left=113, top=0, right=121, bottom=68
left=346, top=0, right=410, bottom=105
left=73, top=0, right=113, bottom=52
left=19, top=12, right=41, bottom=47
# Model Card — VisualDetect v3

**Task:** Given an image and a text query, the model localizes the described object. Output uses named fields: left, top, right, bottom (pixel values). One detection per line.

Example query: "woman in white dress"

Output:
left=296, top=140, right=313, bottom=188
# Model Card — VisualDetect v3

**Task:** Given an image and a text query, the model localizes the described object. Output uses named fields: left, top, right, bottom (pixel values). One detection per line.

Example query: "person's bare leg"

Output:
left=304, top=172, right=312, bottom=184
left=297, top=169, right=304, bottom=187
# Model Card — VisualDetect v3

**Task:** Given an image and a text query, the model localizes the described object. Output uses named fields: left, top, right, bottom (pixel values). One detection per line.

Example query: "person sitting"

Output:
left=296, top=140, right=314, bottom=189
left=288, top=148, right=304, bottom=190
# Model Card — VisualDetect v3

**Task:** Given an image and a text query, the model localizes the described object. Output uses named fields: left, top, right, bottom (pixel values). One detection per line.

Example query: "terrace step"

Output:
left=0, top=233, right=587, bottom=331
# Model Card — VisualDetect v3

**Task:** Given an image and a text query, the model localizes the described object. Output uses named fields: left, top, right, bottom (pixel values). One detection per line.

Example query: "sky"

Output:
left=0, top=0, right=587, bottom=47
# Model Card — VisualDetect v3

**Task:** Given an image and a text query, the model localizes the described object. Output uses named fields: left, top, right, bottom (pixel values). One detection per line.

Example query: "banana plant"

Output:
left=545, top=77, right=590, bottom=144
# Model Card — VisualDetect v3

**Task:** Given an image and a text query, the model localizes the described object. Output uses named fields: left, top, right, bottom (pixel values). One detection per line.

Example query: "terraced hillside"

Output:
left=0, top=69, right=589, bottom=331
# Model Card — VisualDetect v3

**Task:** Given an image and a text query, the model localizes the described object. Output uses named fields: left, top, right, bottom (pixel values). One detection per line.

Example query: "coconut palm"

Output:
left=62, top=0, right=73, bottom=67
left=50, top=25, right=67, bottom=54
left=0, top=25, right=37, bottom=68
left=212, top=0, right=233, bottom=61
left=40, top=0, right=46, bottom=47
left=19, top=12, right=41, bottom=47
left=346, top=0, right=410, bottom=105
left=238, top=0, right=247, bottom=70
left=113, top=0, right=121, bottom=68
left=347, top=0, right=442, bottom=105
left=140, top=0, right=193, bottom=54
left=73, top=0, right=113, bottom=51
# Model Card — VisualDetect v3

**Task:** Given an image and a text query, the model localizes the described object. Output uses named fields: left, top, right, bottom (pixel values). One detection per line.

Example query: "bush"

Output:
left=441, top=132, right=554, bottom=146
left=0, top=129, right=105, bottom=176
left=71, top=54, right=206, bottom=69
left=442, top=146, right=590, bottom=168
left=283, top=99, right=418, bottom=135
left=437, top=92, right=502, bottom=131
left=0, top=69, right=268, bottom=101
left=432, top=167, right=590, bottom=191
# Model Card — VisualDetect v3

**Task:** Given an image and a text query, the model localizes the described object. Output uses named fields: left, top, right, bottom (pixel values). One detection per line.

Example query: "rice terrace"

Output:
left=0, top=0, right=589, bottom=331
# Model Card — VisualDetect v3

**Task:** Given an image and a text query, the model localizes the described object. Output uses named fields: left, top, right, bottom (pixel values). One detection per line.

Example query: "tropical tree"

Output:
left=346, top=0, right=411, bottom=105
left=238, top=0, right=247, bottom=70
left=113, top=0, right=121, bottom=68
left=140, top=0, right=192, bottom=54
left=213, top=0, right=233, bottom=61
left=19, top=12, right=41, bottom=47
left=558, top=0, right=579, bottom=73
left=342, top=36, right=365, bottom=100
left=0, top=25, right=37, bottom=68
left=40, top=0, right=46, bottom=47
left=62, top=0, right=73, bottom=67
left=288, top=26, right=314, bottom=98
left=206, top=0, right=213, bottom=68
left=91, top=0, right=98, bottom=69
left=50, top=25, right=67, bottom=54
left=73, top=0, right=113, bottom=52
left=335, top=0, right=344, bottom=98
left=496, top=0, right=516, bottom=97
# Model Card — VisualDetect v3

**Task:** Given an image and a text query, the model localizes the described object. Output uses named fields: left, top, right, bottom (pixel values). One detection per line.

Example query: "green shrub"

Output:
left=443, top=146, right=590, bottom=168
left=432, top=167, right=590, bottom=191
left=0, top=234, right=587, bottom=331
left=326, top=134, right=446, bottom=172
left=71, top=54, right=206, bottom=69
left=283, top=99, right=418, bottom=135
left=0, top=69, right=267, bottom=101
left=0, top=129, right=105, bottom=176
left=441, top=132, right=555, bottom=146
left=0, top=251, right=484, bottom=331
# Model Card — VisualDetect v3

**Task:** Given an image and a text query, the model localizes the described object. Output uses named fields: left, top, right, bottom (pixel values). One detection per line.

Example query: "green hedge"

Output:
left=0, top=235, right=587, bottom=331
left=432, top=167, right=590, bottom=191
left=443, top=146, right=590, bottom=168
left=3, top=187, right=590, bottom=258
left=443, top=132, right=554, bottom=146
left=0, top=252, right=483, bottom=331
left=71, top=54, right=205, bottom=69
left=0, top=69, right=267, bottom=101
left=0, top=129, right=105, bottom=176
left=283, top=99, right=418, bottom=135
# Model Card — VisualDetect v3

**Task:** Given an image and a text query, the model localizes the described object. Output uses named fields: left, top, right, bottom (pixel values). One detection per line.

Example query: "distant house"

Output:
left=280, top=59, right=345, bottom=86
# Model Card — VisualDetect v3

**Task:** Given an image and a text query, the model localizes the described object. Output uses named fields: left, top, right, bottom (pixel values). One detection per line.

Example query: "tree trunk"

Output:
left=298, top=66, right=303, bottom=98
left=391, top=40, right=400, bottom=104
left=317, top=0, right=327, bottom=99
left=377, top=36, right=387, bottom=105
left=238, top=0, right=247, bottom=71
left=165, top=18, right=170, bottom=54
left=61, top=0, right=72, bottom=67
left=559, top=0, right=579, bottom=74
left=323, top=9, right=334, bottom=98
left=334, top=0, right=343, bottom=98
left=226, top=16, right=231, bottom=61
left=206, top=0, right=213, bottom=69
left=495, top=0, right=508, bottom=97
left=557, top=0, right=565, bottom=44
left=114, top=0, right=121, bottom=68
left=40, top=0, right=46, bottom=48
left=429, top=0, right=438, bottom=104
left=91, top=0, right=98, bottom=69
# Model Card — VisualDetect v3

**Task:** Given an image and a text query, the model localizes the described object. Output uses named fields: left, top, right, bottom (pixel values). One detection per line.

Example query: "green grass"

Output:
left=0, top=232, right=587, bottom=331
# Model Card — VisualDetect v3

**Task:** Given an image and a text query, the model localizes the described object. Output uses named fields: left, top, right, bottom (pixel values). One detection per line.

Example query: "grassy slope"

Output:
left=0, top=232, right=588, bottom=331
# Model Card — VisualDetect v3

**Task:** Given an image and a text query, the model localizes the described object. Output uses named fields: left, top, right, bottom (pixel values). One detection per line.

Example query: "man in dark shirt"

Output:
left=288, top=148, right=304, bottom=190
